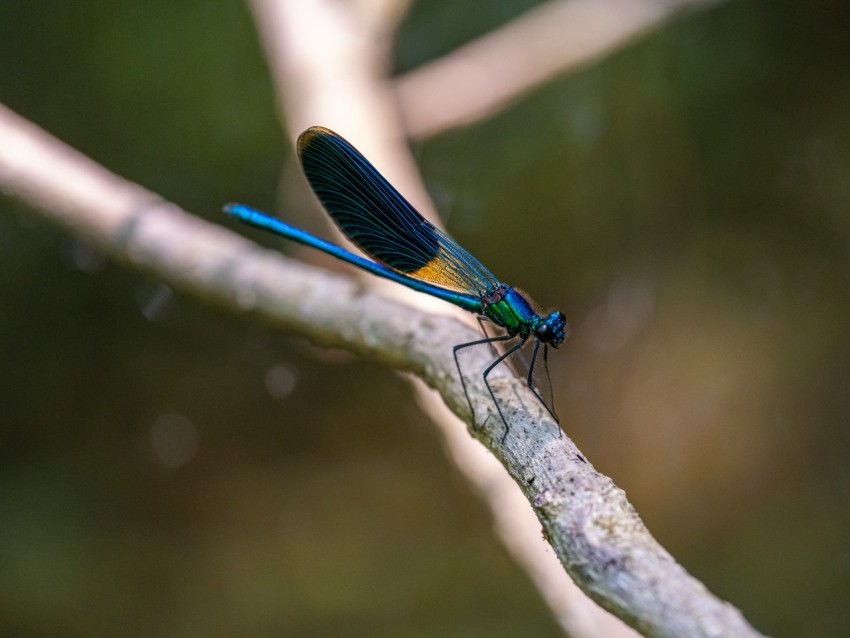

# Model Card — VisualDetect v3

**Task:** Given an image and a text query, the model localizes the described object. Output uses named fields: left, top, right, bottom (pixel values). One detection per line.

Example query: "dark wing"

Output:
left=297, top=126, right=500, bottom=297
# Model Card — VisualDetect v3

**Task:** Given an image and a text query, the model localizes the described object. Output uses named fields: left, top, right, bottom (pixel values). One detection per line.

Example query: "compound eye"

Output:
left=537, top=323, right=551, bottom=338
left=558, top=312, right=566, bottom=323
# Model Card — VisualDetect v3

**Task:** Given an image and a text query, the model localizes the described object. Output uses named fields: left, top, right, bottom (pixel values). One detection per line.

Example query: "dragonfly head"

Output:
left=534, top=311, right=568, bottom=348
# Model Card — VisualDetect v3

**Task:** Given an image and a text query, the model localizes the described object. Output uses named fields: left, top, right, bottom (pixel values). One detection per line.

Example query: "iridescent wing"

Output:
left=297, top=127, right=500, bottom=298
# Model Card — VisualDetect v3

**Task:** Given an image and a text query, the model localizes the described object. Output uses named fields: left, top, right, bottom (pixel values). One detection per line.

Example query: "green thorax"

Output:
left=481, top=284, right=539, bottom=337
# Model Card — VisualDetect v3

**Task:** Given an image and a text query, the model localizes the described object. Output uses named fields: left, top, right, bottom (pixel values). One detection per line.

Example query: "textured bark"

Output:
left=0, top=103, right=765, bottom=638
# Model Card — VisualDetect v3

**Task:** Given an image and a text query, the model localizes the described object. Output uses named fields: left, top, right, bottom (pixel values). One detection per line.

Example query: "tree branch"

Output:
left=246, top=1, right=641, bottom=635
left=394, top=0, right=726, bottom=139
left=0, top=103, right=764, bottom=638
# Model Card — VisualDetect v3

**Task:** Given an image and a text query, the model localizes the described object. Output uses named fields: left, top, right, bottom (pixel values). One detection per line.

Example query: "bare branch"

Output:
left=0, top=102, right=764, bottom=638
left=395, top=0, right=726, bottom=140
left=248, top=0, right=436, bottom=216
left=246, top=1, right=641, bottom=635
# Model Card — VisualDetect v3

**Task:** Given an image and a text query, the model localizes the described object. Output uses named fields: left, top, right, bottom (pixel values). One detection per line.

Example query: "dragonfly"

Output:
left=225, top=126, right=568, bottom=441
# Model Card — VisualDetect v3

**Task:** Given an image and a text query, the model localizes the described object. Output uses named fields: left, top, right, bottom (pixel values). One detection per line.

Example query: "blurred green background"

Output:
left=2, top=1, right=849, bottom=636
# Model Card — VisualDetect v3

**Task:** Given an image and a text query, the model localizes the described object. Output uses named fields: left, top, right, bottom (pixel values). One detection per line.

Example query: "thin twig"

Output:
left=0, top=103, right=764, bottom=638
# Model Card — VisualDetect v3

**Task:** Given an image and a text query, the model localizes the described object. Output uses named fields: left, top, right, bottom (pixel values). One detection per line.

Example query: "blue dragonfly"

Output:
left=225, top=126, right=568, bottom=441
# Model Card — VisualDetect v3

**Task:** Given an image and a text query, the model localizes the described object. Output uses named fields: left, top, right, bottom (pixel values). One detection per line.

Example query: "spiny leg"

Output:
left=525, top=342, right=562, bottom=437
left=454, top=333, right=515, bottom=430
left=475, top=317, right=500, bottom=357
left=481, top=335, right=529, bottom=444
left=543, top=344, right=559, bottom=423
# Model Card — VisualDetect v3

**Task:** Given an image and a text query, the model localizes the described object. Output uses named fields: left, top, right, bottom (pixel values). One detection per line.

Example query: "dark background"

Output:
left=1, top=1, right=849, bottom=636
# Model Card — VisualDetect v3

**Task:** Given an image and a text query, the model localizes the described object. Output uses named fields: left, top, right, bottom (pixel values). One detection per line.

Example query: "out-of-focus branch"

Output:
left=394, top=0, right=726, bottom=140
left=248, top=0, right=436, bottom=216
left=0, top=102, right=765, bottom=638
left=247, top=1, right=640, bottom=636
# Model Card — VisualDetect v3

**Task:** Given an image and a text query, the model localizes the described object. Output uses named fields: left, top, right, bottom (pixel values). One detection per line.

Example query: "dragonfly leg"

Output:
left=454, top=333, right=515, bottom=432
left=475, top=317, right=501, bottom=356
left=526, top=342, right=562, bottom=437
left=481, top=336, right=529, bottom=444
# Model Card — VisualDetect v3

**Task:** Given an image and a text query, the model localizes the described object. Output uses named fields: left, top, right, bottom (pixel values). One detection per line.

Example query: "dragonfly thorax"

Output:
left=480, top=285, right=567, bottom=347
